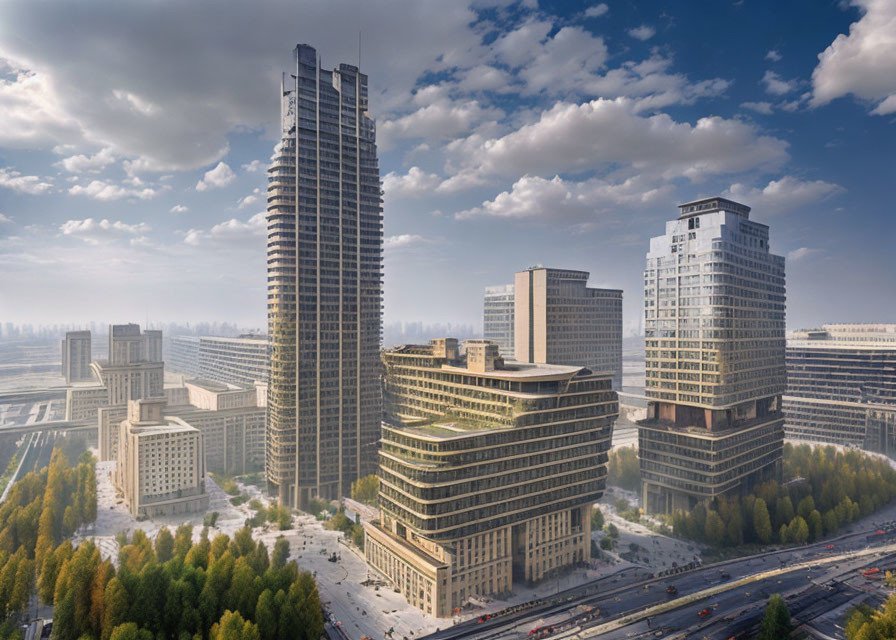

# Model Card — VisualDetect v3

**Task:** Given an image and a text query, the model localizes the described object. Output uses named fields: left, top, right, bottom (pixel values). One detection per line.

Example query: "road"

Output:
left=424, top=524, right=896, bottom=640
left=0, top=429, right=56, bottom=503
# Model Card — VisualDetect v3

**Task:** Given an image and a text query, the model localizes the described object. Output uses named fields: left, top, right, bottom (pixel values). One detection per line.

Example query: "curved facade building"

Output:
left=266, top=44, right=383, bottom=508
left=365, top=339, right=617, bottom=617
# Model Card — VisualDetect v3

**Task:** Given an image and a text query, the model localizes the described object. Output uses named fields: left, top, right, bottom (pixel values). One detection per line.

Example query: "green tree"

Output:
left=797, top=496, right=816, bottom=520
left=254, top=589, right=277, bottom=640
left=754, top=498, right=772, bottom=544
left=271, top=538, right=290, bottom=570
left=350, top=475, right=379, bottom=505
left=704, top=511, right=725, bottom=544
left=108, top=623, right=153, bottom=640
left=808, top=510, right=823, bottom=542
left=591, top=507, right=604, bottom=531
left=155, top=527, right=175, bottom=563
left=209, top=610, right=260, bottom=640
left=774, top=497, right=794, bottom=530
left=758, top=594, right=791, bottom=640
left=102, top=578, right=129, bottom=640
left=789, top=516, right=809, bottom=545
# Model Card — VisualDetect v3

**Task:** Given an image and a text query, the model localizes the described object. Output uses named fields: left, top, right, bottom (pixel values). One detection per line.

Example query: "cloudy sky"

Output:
left=0, top=0, right=894, bottom=334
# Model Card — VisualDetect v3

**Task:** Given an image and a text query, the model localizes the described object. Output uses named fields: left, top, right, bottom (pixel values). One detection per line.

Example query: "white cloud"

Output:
left=765, top=49, right=782, bottom=62
left=435, top=170, right=489, bottom=194
left=456, top=174, right=674, bottom=223
left=517, top=26, right=608, bottom=94
left=195, top=161, right=235, bottom=191
left=742, top=101, right=774, bottom=115
left=59, top=218, right=150, bottom=244
left=0, top=167, right=53, bottom=194
left=169, top=204, right=188, bottom=214
left=242, top=159, right=264, bottom=173
left=378, top=90, right=503, bottom=150
left=452, top=97, right=788, bottom=182
left=628, top=25, right=656, bottom=41
left=184, top=212, right=266, bottom=246
left=382, top=167, right=442, bottom=199
left=237, top=193, right=259, bottom=208
left=0, top=213, right=13, bottom=224
left=811, top=0, right=896, bottom=114
left=787, top=247, right=824, bottom=261
left=584, top=3, right=609, bottom=17
left=384, top=234, right=429, bottom=249
left=59, top=147, right=115, bottom=173
left=68, top=179, right=158, bottom=201
left=210, top=212, right=266, bottom=240
left=455, top=65, right=515, bottom=93
left=723, top=176, right=844, bottom=214
left=762, top=70, right=798, bottom=95
left=0, top=0, right=486, bottom=170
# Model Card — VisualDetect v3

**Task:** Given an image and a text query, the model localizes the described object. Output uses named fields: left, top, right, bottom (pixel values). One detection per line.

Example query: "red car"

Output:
left=477, top=615, right=492, bottom=623
left=698, top=608, right=712, bottom=619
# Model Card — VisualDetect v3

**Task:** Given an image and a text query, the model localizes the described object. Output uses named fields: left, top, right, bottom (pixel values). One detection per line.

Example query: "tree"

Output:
left=271, top=538, right=290, bottom=570
left=808, top=510, right=823, bottom=542
left=108, top=623, right=153, bottom=640
left=102, top=578, right=129, bottom=640
left=605, top=523, right=619, bottom=539
left=789, top=516, right=809, bottom=545
left=350, top=475, right=379, bottom=505
left=591, top=507, right=604, bottom=532
left=155, top=527, right=175, bottom=563
left=607, top=447, right=640, bottom=491
left=774, top=497, right=794, bottom=530
left=797, top=496, right=816, bottom=520
left=725, top=510, right=744, bottom=546
left=758, top=594, right=791, bottom=640
left=704, top=511, right=725, bottom=544
left=209, top=610, right=260, bottom=640
left=254, top=589, right=277, bottom=640
left=754, top=498, right=772, bottom=544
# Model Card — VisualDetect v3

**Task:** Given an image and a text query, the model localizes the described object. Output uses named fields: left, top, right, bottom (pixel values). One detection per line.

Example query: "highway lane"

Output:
left=426, top=524, right=896, bottom=640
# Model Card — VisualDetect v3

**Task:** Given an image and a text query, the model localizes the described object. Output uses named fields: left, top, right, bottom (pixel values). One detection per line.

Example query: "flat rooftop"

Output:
left=440, top=359, right=584, bottom=379
left=184, top=378, right=247, bottom=392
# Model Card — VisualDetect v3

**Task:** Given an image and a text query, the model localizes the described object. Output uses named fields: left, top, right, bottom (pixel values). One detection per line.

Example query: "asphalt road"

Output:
left=425, top=524, right=896, bottom=640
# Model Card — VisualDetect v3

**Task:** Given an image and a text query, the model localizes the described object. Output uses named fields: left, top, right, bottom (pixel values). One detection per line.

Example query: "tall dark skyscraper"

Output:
left=639, top=198, right=786, bottom=513
left=266, top=44, right=383, bottom=507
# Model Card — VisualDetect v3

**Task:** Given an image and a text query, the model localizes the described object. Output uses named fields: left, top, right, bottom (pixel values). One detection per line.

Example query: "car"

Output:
left=719, top=572, right=731, bottom=580
left=666, top=585, right=678, bottom=595
left=876, top=530, right=885, bottom=535
left=826, top=544, right=835, bottom=550
left=478, top=615, right=492, bottom=623
left=698, top=608, right=711, bottom=619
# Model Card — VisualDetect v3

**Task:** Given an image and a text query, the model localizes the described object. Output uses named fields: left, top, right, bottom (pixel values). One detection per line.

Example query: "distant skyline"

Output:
left=1, top=0, right=895, bottom=332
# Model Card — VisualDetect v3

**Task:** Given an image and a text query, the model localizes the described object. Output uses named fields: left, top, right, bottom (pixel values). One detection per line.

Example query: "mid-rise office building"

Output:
left=61, top=330, right=92, bottom=383
left=99, top=377, right=266, bottom=475
left=785, top=324, right=896, bottom=454
left=639, top=197, right=786, bottom=513
left=115, top=397, right=208, bottom=518
left=266, top=44, right=383, bottom=508
left=514, top=267, right=622, bottom=389
left=65, top=324, right=164, bottom=421
left=483, top=284, right=515, bottom=358
left=365, top=339, right=617, bottom=617
left=168, top=336, right=201, bottom=378
left=169, top=334, right=269, bottom=386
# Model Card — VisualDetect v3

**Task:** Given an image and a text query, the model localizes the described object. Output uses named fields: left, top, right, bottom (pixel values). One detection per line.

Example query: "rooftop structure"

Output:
left=61, top=330, right=92, bottom=383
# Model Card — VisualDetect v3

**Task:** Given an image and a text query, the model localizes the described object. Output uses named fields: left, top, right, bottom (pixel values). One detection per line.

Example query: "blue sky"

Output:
left=0, top=0, right=894, bottom=334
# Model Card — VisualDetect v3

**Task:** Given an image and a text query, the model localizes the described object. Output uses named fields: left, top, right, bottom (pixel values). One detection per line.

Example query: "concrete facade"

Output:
left=784, top=324, right=896, bottom=454
left=639, top=198, right=786, bottom=513
left=366, top=339, right=617, bottom=617
left=266, top=44, right=383, bottom=508
left=514, top=267, right=622, bottom=390
left=114, top=397, right=208, bottom=518
left=61, top=330, right=92, bottom=383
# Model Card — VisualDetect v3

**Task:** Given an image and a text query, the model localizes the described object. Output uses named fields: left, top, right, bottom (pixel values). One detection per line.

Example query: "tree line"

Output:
left=0, top=447, right=324, bottom=640
left=668, top=443, right=896, bottom=548
left=845, top=593, right=896, bottom=640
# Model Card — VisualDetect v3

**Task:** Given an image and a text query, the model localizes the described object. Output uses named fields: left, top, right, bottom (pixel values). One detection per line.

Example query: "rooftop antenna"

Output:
left=358, top=30, right=362, bottom=70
